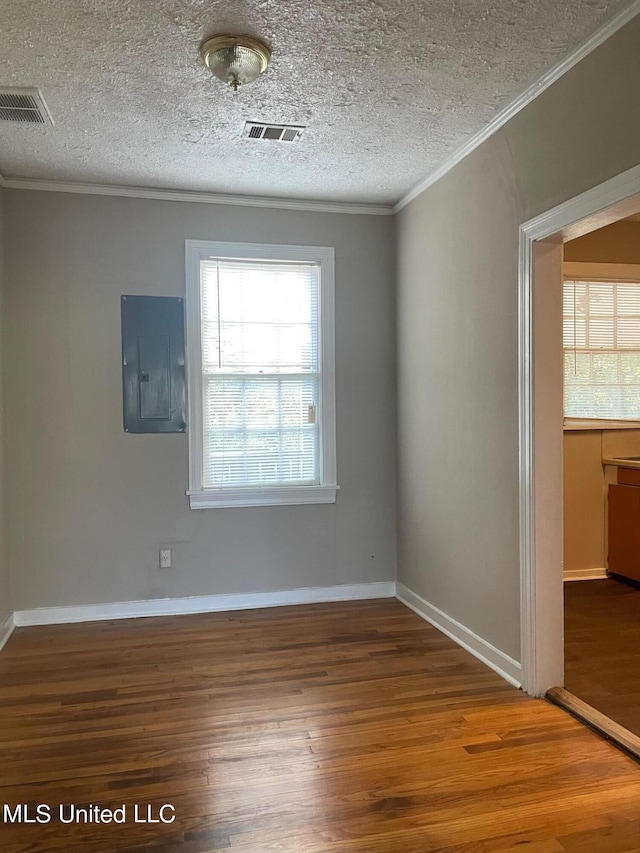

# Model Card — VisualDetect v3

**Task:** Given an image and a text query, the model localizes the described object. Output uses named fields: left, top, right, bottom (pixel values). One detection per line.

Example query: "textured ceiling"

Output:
left=0, top=0, right=626, bottom=204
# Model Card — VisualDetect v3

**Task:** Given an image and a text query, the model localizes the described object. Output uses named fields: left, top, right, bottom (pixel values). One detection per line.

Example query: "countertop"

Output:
left=603, top=457, right=640, bottom=469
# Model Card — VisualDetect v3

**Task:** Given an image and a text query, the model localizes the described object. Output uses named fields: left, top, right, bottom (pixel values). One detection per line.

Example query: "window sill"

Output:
left=187, top=484, right=339, bottom=509
left=564, top=419, right=640, bottom=431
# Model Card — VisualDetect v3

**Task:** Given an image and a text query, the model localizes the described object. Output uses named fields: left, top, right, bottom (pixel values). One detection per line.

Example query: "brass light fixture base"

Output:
left=199, top=35, right=271, bottom=91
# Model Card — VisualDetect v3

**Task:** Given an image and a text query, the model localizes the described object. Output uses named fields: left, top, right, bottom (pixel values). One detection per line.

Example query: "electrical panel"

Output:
left=121, top=295, right=186, bottom=434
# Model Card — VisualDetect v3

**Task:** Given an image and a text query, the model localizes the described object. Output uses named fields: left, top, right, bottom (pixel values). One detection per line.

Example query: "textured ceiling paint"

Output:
left=0, top=0, right=626, bottom=204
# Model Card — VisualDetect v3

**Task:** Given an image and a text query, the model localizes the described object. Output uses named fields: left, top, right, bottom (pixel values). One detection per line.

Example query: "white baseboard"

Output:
left=563, top=567, right=608, bottom=582
left=13, top=581, right=396, bottom=627
left=395, top=582, right=522, bottom=688
left=0, top=611, right=15, bottom=652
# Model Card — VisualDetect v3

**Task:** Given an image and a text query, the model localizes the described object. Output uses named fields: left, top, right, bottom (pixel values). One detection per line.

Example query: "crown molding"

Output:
left=394, top=0, right=640, bottom=213
left=0, top=175, right=393, bottom=216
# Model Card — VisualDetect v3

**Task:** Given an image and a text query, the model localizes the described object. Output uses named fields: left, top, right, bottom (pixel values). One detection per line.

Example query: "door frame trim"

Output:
left=519, top=163, right=640, bottom=696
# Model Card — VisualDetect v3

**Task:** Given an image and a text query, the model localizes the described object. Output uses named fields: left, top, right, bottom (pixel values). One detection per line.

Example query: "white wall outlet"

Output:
left=159, top=549, right=172, bottom=569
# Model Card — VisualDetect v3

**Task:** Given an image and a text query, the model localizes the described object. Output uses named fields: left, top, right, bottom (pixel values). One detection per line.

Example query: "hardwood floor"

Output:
left=565, top=577, right=640, bottom=736
left=0, top=598, right=639, bottom=853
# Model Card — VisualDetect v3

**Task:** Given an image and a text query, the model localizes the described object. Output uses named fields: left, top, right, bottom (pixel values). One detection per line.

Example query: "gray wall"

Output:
left=396, top=16, right=640, bottom=661
left=0, top=188, right=9, bottom=623
left=4, top=191, right=396, bottom=610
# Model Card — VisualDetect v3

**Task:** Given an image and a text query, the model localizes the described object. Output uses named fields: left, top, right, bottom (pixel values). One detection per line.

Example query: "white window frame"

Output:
left=185, top=240, right=338, bottom=509
left=563, top=261, right=640, bottom=429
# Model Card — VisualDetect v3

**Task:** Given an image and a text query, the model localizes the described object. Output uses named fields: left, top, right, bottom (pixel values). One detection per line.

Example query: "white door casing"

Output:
left=519, top=164, right=640, bottom=696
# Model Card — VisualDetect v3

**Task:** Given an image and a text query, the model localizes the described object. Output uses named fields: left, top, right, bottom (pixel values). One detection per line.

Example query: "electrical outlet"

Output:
left=159, top=549, right=172, bottom=569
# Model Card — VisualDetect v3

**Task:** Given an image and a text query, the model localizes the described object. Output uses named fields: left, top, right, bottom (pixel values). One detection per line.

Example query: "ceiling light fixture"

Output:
left=199, top=35, right=271, bottom=92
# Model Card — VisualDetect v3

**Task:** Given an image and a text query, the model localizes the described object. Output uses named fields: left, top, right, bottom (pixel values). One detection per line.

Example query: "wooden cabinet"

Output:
left=617, top=467, right=640, bottom=488
left=609, top=481, right=640, bottom=583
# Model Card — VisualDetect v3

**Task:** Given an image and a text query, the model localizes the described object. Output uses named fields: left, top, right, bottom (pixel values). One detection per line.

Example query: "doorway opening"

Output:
left=519, top=163, right=640, bottom=754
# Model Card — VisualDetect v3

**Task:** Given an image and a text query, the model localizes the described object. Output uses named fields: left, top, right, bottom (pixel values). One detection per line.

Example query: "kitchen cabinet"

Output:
left=609, top=469, right=640, bottom=583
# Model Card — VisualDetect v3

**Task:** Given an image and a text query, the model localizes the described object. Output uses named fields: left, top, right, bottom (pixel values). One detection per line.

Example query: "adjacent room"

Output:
left=563, top=215, right=640, bottom=735
left=1, top=1, right=640, bottom=851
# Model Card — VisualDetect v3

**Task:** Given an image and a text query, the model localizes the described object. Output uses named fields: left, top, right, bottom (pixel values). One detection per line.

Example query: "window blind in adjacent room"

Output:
left=563, top=278, right=640, bottom=420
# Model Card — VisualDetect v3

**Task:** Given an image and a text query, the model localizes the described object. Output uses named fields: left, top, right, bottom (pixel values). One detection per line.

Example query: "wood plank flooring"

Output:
left=565, top=577, right=640, bottom=736
left=0, top=598, right=639, bottom=852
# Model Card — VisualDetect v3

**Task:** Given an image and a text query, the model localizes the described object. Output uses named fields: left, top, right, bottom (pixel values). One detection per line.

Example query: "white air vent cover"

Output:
left=0, top=88, right=54, bottom=125
left=243, top=122, right=305, bottom=143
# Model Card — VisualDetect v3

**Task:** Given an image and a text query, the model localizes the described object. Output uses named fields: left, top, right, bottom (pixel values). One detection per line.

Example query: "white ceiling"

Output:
left=0, top=0, right=626, bottom=205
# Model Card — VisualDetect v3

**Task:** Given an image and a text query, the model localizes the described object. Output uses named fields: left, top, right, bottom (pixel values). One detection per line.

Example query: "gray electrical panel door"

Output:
left=121, top=295, right=186, bottom=433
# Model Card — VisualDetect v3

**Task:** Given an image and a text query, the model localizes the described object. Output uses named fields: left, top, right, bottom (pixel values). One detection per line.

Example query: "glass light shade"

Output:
left=200, top=36, right=271, bottom=89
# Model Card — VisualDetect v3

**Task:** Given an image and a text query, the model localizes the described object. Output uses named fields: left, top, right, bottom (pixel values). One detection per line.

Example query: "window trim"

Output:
left=562, top=262, right=640, bottom=427
left=185, top=240, right=338, bottom=509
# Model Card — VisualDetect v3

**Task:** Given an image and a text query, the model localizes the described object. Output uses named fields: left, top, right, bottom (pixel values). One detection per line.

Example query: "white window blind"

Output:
left=200, top=257, right=321, bottom=488
left=563, top=278, right=640, bottom=419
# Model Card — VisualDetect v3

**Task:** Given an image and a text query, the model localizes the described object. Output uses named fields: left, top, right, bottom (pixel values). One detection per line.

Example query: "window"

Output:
left=563, top=270, right=640, bottom=422
left=185, top=240, right=337, bottom=508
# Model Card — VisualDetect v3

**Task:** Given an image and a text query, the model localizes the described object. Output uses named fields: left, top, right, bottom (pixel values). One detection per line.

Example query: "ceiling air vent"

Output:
left=0, top=88, right=54, bottom=125
left=243, top=122, right=305, bottom=143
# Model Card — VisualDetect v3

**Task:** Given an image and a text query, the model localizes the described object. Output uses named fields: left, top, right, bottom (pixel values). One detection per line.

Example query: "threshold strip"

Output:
left=547, top=685, right=640, bottom=762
